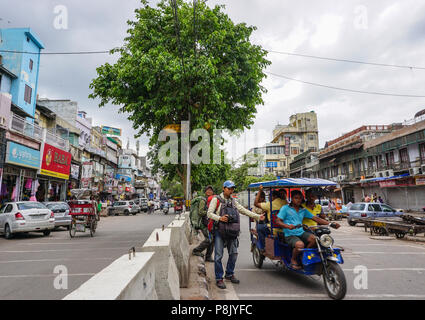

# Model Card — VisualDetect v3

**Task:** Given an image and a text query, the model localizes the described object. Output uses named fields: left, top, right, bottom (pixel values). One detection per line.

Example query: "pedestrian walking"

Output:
left=191, top=186, right=215, bottom=262
left=207, top=180, right=265, bottom=289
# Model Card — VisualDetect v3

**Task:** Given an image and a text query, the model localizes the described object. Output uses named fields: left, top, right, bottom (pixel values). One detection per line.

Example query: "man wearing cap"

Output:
left=207, top=180, right=265, bottom=289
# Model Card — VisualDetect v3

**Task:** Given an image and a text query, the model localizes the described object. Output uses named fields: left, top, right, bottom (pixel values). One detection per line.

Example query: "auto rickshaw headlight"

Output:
left=319, top=234, right=334, bottom=248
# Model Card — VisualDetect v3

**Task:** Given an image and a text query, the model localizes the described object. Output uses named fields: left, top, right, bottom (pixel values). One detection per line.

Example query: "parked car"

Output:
left=108, top=201, right=139, bottom=216
left=347, top=202, right=403, bottom=226
left=0, top=201, right=55, bottom=239
left=44, top=202, right=71, bottom=230
left=135, top=198, right=148, bottom=212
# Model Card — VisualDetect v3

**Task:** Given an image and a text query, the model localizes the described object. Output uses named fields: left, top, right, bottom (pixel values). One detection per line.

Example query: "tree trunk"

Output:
left=177, top=164, right=188, bottom=200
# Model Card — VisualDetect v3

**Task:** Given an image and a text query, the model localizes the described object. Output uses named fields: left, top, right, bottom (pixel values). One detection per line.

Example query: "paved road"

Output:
left=224, top=217, right=425, bottom=300
left=0, top=209, right=176, bottom=300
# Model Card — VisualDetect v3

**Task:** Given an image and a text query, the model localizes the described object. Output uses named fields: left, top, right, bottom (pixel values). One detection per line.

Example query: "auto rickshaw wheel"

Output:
left=90, top=218, right=96, bottom=237
left=323, top=261, right=347, bottom=300
left=69, top=220, right=77, bottom=238
left=252, top=246, right=265, bottom=269
left=395, top=232, right=405, bottom=239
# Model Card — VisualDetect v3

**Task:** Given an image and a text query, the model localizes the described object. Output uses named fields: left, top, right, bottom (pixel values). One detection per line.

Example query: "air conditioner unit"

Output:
left=409, top=167, right=422, bottom=176
left=385, top=170, right=394, bottom=177
left=374, top=171, right=385, bottom=178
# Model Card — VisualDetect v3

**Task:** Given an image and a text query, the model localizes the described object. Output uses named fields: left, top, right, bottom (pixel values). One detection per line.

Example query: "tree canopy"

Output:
left=89, top=0, right=271, bottom=197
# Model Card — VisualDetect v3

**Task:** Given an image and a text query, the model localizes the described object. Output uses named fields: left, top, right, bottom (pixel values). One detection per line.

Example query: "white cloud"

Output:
left=310, top=14, right=344, bottom=48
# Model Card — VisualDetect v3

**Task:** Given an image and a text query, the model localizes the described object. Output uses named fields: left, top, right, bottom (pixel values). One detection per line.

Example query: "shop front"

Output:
left=37, top=143, right=71, bottom=202
left=0, top=141, right=41, bottom=204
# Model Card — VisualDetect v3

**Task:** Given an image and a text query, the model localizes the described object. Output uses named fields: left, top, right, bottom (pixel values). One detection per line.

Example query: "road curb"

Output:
left=405, top=236, right=425, bottom=243
left=180, top=232, right=210, bottom=300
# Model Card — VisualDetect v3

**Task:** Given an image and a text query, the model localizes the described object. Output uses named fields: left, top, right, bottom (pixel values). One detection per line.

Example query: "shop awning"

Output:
left=360, top=173, right=410, bottom=183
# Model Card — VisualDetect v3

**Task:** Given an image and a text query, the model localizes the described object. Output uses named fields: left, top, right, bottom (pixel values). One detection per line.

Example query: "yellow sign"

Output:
left=164, top=124, right=182, bottom=133
left=40, top=169, right=69, bottom=180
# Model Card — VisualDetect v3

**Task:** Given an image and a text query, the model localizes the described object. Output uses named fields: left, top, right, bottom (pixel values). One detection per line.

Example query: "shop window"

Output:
left=420, top=143, right=425, bottom=162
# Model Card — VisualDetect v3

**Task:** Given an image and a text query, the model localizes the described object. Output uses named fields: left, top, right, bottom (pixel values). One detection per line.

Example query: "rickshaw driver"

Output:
left=254, top=185, right=287, bottom=251
left=275, top=190, right=340, bottom=270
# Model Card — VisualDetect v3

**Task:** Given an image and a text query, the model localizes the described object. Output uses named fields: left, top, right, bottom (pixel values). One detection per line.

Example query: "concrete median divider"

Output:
left=141, top=228, right=180, bottom=300
left=63, top=252, right=157, bottom=300
left=168, top=220, right=190, bottom=288
left=174, top=212, right=192, bottom=242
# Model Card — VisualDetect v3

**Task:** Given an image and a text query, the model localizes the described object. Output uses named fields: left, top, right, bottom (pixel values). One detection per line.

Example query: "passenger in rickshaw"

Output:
left=275, top=190, right=340, bottom=270
left=254, top=185, right=287, bottom=251
left=302, top=188, right=326, bottom=227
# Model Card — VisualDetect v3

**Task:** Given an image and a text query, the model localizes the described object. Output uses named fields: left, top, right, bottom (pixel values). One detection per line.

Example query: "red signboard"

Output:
left=40, top=143, right=72, bottom=180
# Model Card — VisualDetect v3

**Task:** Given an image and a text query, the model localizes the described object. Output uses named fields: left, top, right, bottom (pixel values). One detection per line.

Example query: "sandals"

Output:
left=290, top=263, right=302, bottom=270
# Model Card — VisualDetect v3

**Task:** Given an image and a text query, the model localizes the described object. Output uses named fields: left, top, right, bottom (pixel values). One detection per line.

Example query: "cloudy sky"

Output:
left=2, top=0, right=425, bottom=161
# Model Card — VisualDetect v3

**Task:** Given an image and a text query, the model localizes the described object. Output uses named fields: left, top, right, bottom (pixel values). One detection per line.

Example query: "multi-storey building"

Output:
left=271, top=111, right=319, bottom=176
left=0, top=28, right=44, bottom=118
left=314, top=113, right=425, bottom=210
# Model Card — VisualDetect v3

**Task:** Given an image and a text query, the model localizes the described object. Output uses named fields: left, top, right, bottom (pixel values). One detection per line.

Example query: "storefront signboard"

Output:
left=5, top=141, right=40, bottom=170
left=40, top=143, right=72, bottom=180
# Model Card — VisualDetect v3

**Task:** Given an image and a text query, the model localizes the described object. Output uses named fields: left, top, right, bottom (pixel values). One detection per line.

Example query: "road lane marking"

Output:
left=236, top=268, right=425, bottom=272
left=0, top=257, right=115, bottom=264
left=8, top=240, right=140, bottom=246
left=352, top=252, right=425, bottom=254
left=0, top=247, right=133, bottom=253
left=237, top=293, right=425, bottom=299
left=0, top=273, right=95, bottom=278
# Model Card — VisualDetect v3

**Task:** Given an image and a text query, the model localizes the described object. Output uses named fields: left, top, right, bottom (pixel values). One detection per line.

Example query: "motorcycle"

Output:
left=247, top=178, right=347, bottom=300
left=252, top=223, right=347, bottom=300
left=163, top=206, right=169, bottom=215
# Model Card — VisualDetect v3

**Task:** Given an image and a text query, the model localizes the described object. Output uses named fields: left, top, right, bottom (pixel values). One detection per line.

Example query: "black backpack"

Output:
left=216, top=196, right=240, bottom=239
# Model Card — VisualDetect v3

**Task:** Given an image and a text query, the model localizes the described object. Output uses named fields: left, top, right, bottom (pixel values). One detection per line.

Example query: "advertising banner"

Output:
left=101, top=126, right=122, bottom=136
left=415, top=177, right=425, bottom=186
left=40, top=143, right=72, bottom=180
left=5, top=141, right=40, bottom=170
left=118, top=155, right=132, bottom=168
left=70, top=164, right=80, bottom=180
left=284, top=136, right=290, bottom=156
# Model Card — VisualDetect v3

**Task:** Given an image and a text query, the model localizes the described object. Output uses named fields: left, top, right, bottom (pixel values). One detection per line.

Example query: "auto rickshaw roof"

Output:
left=248, top=178, right=337, bottom=189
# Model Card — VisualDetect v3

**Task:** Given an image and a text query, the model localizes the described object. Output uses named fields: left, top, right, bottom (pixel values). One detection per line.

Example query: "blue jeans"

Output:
left=256, top=223, right=270, bottom=250
left=214, top=230, right=239, bottom=280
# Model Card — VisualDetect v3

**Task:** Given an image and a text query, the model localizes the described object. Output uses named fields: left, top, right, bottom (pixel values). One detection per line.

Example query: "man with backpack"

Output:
left=190, top=186, right=215, bottom=262
left=207, top=180, right=265, bottom=289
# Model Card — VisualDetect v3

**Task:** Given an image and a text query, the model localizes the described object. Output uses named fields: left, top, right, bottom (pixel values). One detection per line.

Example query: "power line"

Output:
left=266, top=71, right=425, bottom=98
left=0, top=49, right=114, bottom=55
left=266, top=49, right=425, bottom=71
left=3, top=46, right=425, bottom=72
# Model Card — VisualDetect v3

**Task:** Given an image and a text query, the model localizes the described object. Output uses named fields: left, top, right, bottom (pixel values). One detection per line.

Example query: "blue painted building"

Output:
left=0, top=28, right=44, bottom=118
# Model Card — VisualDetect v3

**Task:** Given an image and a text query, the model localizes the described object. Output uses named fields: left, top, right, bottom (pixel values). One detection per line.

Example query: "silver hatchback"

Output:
left=0, top=202, right=55, bottom=239
left=44, top=202, right=72, bottom=229
left=347, top=202, right=403, bottom=226
left=108, top=201, right=140, bottom=216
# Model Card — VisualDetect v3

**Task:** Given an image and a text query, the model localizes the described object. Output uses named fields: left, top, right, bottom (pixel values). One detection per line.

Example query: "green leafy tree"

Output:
left=89, top=0, right=271, bottom=198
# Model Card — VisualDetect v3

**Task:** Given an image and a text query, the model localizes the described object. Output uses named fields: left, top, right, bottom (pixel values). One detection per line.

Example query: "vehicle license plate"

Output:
left=76, top=224, right=85, bottom=232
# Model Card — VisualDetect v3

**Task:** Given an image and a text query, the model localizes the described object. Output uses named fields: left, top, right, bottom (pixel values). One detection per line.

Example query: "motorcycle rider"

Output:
left=275, top=190, right=340, bottom=270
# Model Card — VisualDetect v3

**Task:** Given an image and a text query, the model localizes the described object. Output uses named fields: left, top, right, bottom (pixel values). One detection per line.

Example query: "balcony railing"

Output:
left=9, top=114, right=42, bottom=141
left=46, top=129, right=70, bottom=151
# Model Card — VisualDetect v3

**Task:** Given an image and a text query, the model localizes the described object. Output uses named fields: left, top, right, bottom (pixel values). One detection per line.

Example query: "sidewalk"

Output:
left=180, top=230, right=239, bottom=300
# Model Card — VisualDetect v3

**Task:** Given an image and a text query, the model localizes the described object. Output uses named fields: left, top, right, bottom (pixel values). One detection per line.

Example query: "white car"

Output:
left=0, top=202, right=55, bottom=239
